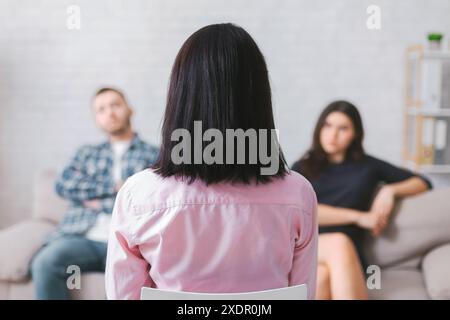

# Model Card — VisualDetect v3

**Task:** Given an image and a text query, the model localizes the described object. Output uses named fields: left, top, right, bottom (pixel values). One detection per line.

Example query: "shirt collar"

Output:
left=103, top=132, right=141, bottom=151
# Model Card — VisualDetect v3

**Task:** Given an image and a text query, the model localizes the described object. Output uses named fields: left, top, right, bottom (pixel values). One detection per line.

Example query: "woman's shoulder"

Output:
left=277, top=170, right=316, bottom=204
left=363, top=154, right=379, bottom=162
left=121, top=168, right=165, bottom=197
left=125, top=167, right=159, bottom=183
left=280, top=170, right=317, bottom=216
left=118, top=168, right=184, bottom=214
left=284, top=169, right=312, bottom=188
left=361, top=154, right=391, bottom=167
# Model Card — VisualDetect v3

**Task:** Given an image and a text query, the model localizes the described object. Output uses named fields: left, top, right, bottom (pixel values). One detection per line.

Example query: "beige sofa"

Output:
left=0, top=170, right=449, bottom=299
left=0, top=170, right=105, bottom=299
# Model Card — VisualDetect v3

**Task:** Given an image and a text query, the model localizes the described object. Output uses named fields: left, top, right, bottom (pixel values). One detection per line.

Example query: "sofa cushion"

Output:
left=32, top=169, right=67, bottom=223
left=0, top=220, right=55, bottom=281
left=7, top=279, right=35, bottom=300
left=71, top=273, right=106, bottom=300
left=422, top=243, right=450, bottom=300
left=0, top=281, right=9, bottom=300
left=368, top=268, right=429, bottom=300
left=364, top=188, right=450, bottom=268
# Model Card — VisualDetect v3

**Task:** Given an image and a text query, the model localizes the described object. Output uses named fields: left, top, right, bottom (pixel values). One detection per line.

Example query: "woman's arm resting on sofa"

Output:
left=371, top=177, right=431, bottom=236
left=386, top=176, right=431, bottom=198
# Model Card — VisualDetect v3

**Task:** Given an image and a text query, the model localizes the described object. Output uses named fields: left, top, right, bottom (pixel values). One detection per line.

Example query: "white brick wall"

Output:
left=1, top=0, right=450, bottom=227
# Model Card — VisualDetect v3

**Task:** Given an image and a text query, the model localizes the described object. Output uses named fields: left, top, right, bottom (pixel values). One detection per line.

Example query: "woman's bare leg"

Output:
left=318, top=233, right=368, bottom=300
left=316, top=262, right=332, bottom=300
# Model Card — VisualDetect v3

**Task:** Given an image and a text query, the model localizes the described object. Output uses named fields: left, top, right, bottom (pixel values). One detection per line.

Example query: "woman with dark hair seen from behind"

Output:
left=105, top=23, right=318, bottom=299
left=292, top=100, right=432, bottom=300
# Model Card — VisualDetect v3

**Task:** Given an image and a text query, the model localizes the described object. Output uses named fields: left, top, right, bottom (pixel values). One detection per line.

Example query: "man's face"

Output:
left=93, top=91, right=132, bottom=135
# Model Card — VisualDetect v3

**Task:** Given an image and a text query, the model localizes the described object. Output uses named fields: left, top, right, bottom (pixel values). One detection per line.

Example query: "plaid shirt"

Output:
left=49, top=133, right=158, bottom=242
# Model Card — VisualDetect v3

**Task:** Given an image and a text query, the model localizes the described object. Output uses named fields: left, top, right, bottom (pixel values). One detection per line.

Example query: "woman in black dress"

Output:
left=292, top=100, right=432, bottom=299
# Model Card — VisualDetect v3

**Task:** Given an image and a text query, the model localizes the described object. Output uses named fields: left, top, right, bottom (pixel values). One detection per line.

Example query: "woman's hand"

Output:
left=354, top=185, right=396, bottom=236
left=369, top=185, right=396, bottom=235
left=83, top=199, right=101, bottom=210
left=371, top=185, right=396, bottom=218
left=354, top=211, right=385, bottom=236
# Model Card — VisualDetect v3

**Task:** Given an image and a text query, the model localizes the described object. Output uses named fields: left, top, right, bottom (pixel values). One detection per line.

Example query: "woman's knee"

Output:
left=317, top=263, right=330, bottom=287
left=316, top=263, right=331, bottom=299
left=320, top=232, right=358, bottom=262
left=326, top=233, right=355, bottom=250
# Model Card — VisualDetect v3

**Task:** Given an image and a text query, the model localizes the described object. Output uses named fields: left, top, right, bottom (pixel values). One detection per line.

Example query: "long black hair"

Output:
left=294, top=100, right=365, bottom=180
left=152, top=23, right=288, bottom=184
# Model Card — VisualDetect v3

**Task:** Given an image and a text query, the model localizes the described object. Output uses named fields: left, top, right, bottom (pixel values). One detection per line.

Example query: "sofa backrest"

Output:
left=32, top=169, right=67, bottom=223
left=364, top=187, right=450, bottom=268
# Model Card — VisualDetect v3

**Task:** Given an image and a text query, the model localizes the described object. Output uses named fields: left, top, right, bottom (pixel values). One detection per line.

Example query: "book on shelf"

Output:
left=434, top=118, right=448, bottom=165
left=420, top=58, right=450, bottom=110
left=419, top=116, right=435, bottom=165
left=417, top=117, right=450, bottom=166
left=442, top=59, right=450, bottom=109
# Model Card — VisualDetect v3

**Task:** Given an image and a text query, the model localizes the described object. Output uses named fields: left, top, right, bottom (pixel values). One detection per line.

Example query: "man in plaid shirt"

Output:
left=30, top=87, right=159, bottom=299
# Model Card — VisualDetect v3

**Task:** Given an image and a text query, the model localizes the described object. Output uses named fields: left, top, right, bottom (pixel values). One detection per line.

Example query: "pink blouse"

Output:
left=105, top=169, right=318, bottom=300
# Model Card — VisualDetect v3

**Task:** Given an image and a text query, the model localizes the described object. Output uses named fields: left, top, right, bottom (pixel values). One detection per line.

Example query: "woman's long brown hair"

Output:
left=294, top=100, right=365, bottom=181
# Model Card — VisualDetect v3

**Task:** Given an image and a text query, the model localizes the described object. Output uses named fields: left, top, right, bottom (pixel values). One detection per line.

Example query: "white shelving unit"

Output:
left=403, top=45, right=450, bottom=174
left=406, top=108, right=450, bottom=117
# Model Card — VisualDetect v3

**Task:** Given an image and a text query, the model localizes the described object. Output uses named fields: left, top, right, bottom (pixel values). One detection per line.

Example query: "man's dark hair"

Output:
left=94, top=87, right=128, bottom=104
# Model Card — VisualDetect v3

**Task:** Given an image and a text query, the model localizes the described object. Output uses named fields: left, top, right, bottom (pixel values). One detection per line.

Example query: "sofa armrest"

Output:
left=0, top=219, right=56, bottom=281
left=32, top=169, right=68, bottom=223
left=422, top=243, right=450, bottom=300
left=365, top=187, right=450, bottom=267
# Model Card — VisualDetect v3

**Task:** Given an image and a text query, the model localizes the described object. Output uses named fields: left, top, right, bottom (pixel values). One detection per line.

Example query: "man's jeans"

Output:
left=30, top=235, right=107, bottom=300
